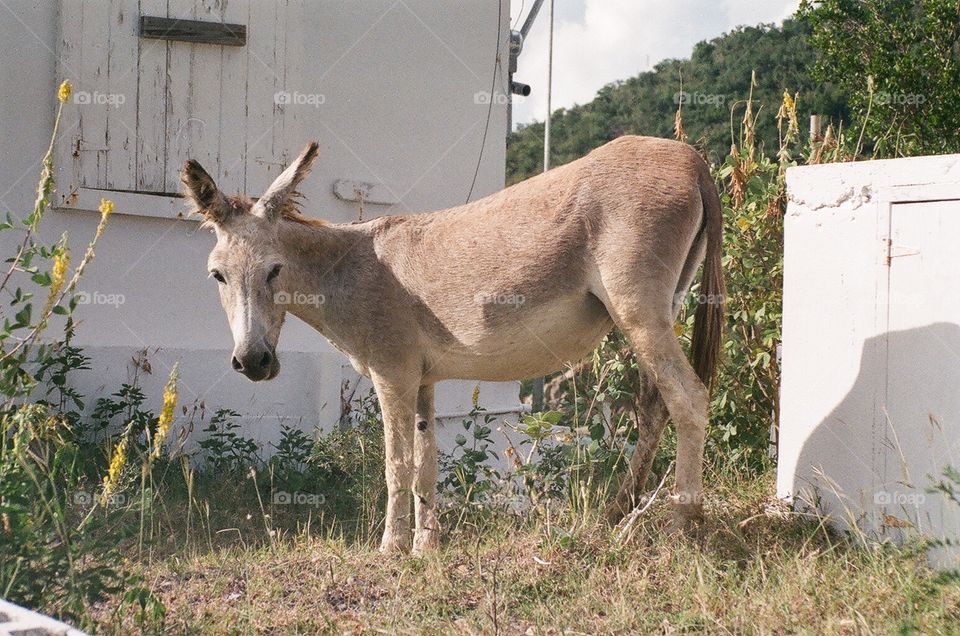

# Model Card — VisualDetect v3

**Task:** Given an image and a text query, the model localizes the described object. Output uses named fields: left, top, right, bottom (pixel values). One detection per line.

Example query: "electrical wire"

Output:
left=465, top=0, right=504, bottom=204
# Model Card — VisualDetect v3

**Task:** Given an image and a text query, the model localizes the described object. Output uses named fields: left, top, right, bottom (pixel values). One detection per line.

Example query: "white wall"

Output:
left=0, top=0, right=523, bottom=456
left=779, top=154, right=960, bottom=569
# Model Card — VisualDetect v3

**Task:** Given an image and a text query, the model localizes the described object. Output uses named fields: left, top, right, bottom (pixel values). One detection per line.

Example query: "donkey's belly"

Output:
left=425, top=292, right=614, bottom=382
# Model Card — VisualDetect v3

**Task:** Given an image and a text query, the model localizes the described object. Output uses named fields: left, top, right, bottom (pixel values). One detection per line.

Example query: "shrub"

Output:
left=0, top=82, right=167, bottom=630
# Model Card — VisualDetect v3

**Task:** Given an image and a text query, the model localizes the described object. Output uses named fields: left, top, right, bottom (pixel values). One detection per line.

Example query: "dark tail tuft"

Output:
left=691, top=167, right=726, bottom=391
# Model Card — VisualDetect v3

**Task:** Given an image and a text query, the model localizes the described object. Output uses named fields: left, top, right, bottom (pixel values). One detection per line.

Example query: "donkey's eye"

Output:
left=267, top=264, right=283, bottom=282
left=210, top=270, right=225, bottom=284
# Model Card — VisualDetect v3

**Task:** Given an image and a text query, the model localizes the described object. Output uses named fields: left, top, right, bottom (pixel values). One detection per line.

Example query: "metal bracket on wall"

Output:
left=333, top=180, right=397, bottom=206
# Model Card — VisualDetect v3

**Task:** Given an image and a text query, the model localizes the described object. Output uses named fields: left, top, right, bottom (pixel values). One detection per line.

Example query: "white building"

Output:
left=779, top=154, right=960, bottom=568
left=0, top=0, right=525, bottom=454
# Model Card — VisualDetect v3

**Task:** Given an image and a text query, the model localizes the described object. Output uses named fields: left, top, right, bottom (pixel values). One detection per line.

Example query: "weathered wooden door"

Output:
left=56, top=0, right=307, bottom=215
left=884, top=198, right=960, bottom=566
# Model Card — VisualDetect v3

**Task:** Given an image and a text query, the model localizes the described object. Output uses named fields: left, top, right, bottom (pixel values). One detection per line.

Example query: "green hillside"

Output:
left=506, top=18, right=849, bottom=184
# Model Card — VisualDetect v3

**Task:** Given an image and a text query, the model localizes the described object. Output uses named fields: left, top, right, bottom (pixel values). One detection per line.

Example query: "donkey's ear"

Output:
left=252, top=141, right=319, bottom=221
left=181, top=160, right=231, bottom=224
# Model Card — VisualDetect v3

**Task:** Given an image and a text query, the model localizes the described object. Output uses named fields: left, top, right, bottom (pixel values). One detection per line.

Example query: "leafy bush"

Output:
left=438, top=402, right=502, bottom=506
left=198, top=408, right=259, bottom=476
left=799, top=0, right=960, bottom=157
left=0, top=81, right=165, bottom=629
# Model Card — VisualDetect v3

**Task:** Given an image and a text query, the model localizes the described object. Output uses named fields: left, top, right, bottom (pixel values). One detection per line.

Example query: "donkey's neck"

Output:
left=275, top=219, right=367, bottom=347
left=277, top=218, right=353, bottom=276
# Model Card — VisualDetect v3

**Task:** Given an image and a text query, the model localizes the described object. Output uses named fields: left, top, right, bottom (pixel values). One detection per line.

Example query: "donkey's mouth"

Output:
left=266, top=357, right=281, bottom=380
left=247, top=357, right=280, bottom=382
left=235, top=351, right=281, bottom=382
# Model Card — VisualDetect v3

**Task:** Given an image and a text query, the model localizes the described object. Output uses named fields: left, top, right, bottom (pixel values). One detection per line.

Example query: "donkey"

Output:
left=181, top=135, right=725, bottom=554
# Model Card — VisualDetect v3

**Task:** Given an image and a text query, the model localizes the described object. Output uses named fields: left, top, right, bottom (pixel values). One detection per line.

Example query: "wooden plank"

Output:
left=163, top=0, right=224, bottom=193
left=78, top=0, right=111, bottom=188
left=244, top=0, right=282, bottom=197
left=217, top=0, right=250, bottom=195
left=279, top=0, right=309, bottom=176
left=139, top=16, right=246, bottom=46
left=104, top=0, right=141, bottom=189
left=189, top=0, right=226, bottom=184
left=164, top=0, right=196, bottom=193
left=136, top=0, right=169, bottom=192
left=55, top=0, right=86, bottom=204
left=56, top=187, right=197, bottom=222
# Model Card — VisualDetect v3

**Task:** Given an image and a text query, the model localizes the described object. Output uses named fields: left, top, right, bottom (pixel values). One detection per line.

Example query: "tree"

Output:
left=798, top=0, right=960, bottom=157
left=506, top=19, right=849, bottom=184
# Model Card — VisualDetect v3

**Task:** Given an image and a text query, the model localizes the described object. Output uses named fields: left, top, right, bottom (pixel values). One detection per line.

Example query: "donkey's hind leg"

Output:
left=603, top=372, right=670, bottom=524
left=606, top=306, right=710, bottom=529
left=605, top=243, right=707, bottom=525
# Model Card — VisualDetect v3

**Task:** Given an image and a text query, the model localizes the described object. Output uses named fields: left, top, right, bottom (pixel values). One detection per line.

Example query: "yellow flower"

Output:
left=58, top=80, right=72, bottom=103
left=102, top=429, right=130, bottom=500
left=151, top=364, right=180, bottom=460
left=779, top=90, right=799, bottom=138
left=98, top=198, right=114, bottom=221
left=471, top=384, right=480, bottom=409
left=737, top=217, right=750, bottom=232
left=782, top=90, right=795, bottom=113
left=51, top=251, right=69, bottom=297
left=674, top=323, right=684, bottom=337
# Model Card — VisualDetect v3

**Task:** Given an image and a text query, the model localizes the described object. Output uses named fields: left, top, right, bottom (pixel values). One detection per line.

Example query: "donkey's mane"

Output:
left=197, top=193, right=328, bottom=228
left=281, top=209, right=329, bottom=228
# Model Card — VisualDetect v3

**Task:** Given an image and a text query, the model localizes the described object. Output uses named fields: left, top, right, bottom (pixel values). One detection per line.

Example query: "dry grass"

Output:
left=89, top=470, right=960, bottom=635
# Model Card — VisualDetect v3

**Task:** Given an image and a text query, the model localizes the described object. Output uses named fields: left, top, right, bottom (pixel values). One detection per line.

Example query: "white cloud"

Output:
left=510, top=0, right=800, bottom=128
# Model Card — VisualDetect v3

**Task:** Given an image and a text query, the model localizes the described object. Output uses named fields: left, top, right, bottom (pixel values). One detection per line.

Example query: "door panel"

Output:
left=885, top=200, right=960, bottom=564
left=57, top=0, right=302, bottom=204
left=136, top=0, right=170, bottom=192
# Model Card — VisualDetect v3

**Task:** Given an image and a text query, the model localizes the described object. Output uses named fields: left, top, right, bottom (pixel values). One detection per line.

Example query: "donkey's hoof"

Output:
left=412, top=528, right=440, bottom=555
left=379, top=531, right=412, bottom=555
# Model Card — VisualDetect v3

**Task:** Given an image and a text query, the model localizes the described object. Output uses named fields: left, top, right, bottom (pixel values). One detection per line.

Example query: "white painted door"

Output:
left=884, top=199, right=960, bottom=566
left=56, top=0, right=307, bottom=209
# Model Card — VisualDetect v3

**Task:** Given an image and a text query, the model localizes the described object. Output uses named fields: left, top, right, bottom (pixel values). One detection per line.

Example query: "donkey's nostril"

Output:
left=232, top=356, right=243, bottom=371
left=259, top=351, right=273, bottom=369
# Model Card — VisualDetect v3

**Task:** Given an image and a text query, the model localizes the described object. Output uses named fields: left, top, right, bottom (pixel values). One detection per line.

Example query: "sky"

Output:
left=509, top=0, right=801, bottom=127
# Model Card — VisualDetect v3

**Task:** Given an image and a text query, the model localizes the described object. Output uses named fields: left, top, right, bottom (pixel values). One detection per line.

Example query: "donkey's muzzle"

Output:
left=231, top=347, right=279, bottom=381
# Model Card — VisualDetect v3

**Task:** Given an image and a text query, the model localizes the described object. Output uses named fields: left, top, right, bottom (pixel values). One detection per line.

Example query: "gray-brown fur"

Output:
left=181, top=135, right=725, bottom=553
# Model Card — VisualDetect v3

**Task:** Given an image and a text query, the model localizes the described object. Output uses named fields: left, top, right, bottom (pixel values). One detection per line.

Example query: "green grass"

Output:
left=88, top=469, right=960, bottom=635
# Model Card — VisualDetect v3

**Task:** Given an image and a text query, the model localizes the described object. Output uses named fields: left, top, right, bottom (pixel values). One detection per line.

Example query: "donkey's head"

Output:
left=181, top=142, right=320, bottom=381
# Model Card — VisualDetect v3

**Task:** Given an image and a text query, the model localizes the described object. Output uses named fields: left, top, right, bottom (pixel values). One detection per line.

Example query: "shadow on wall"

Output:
left=793, top=322, right=960, bottom=569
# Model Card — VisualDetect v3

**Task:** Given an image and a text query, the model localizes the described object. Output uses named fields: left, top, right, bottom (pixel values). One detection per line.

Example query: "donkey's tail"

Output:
left=690, top=166, right=726, bottom=391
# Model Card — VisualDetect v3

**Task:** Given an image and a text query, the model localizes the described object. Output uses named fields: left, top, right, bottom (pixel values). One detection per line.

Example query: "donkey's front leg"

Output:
left=372, top=374, right=417, bottom=554
left=413, top=384, right=440, bottom=553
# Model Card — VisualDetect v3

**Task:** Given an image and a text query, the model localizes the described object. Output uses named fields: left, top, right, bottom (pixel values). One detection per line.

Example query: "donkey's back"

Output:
left=367, top=136, right=718, bottom=383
